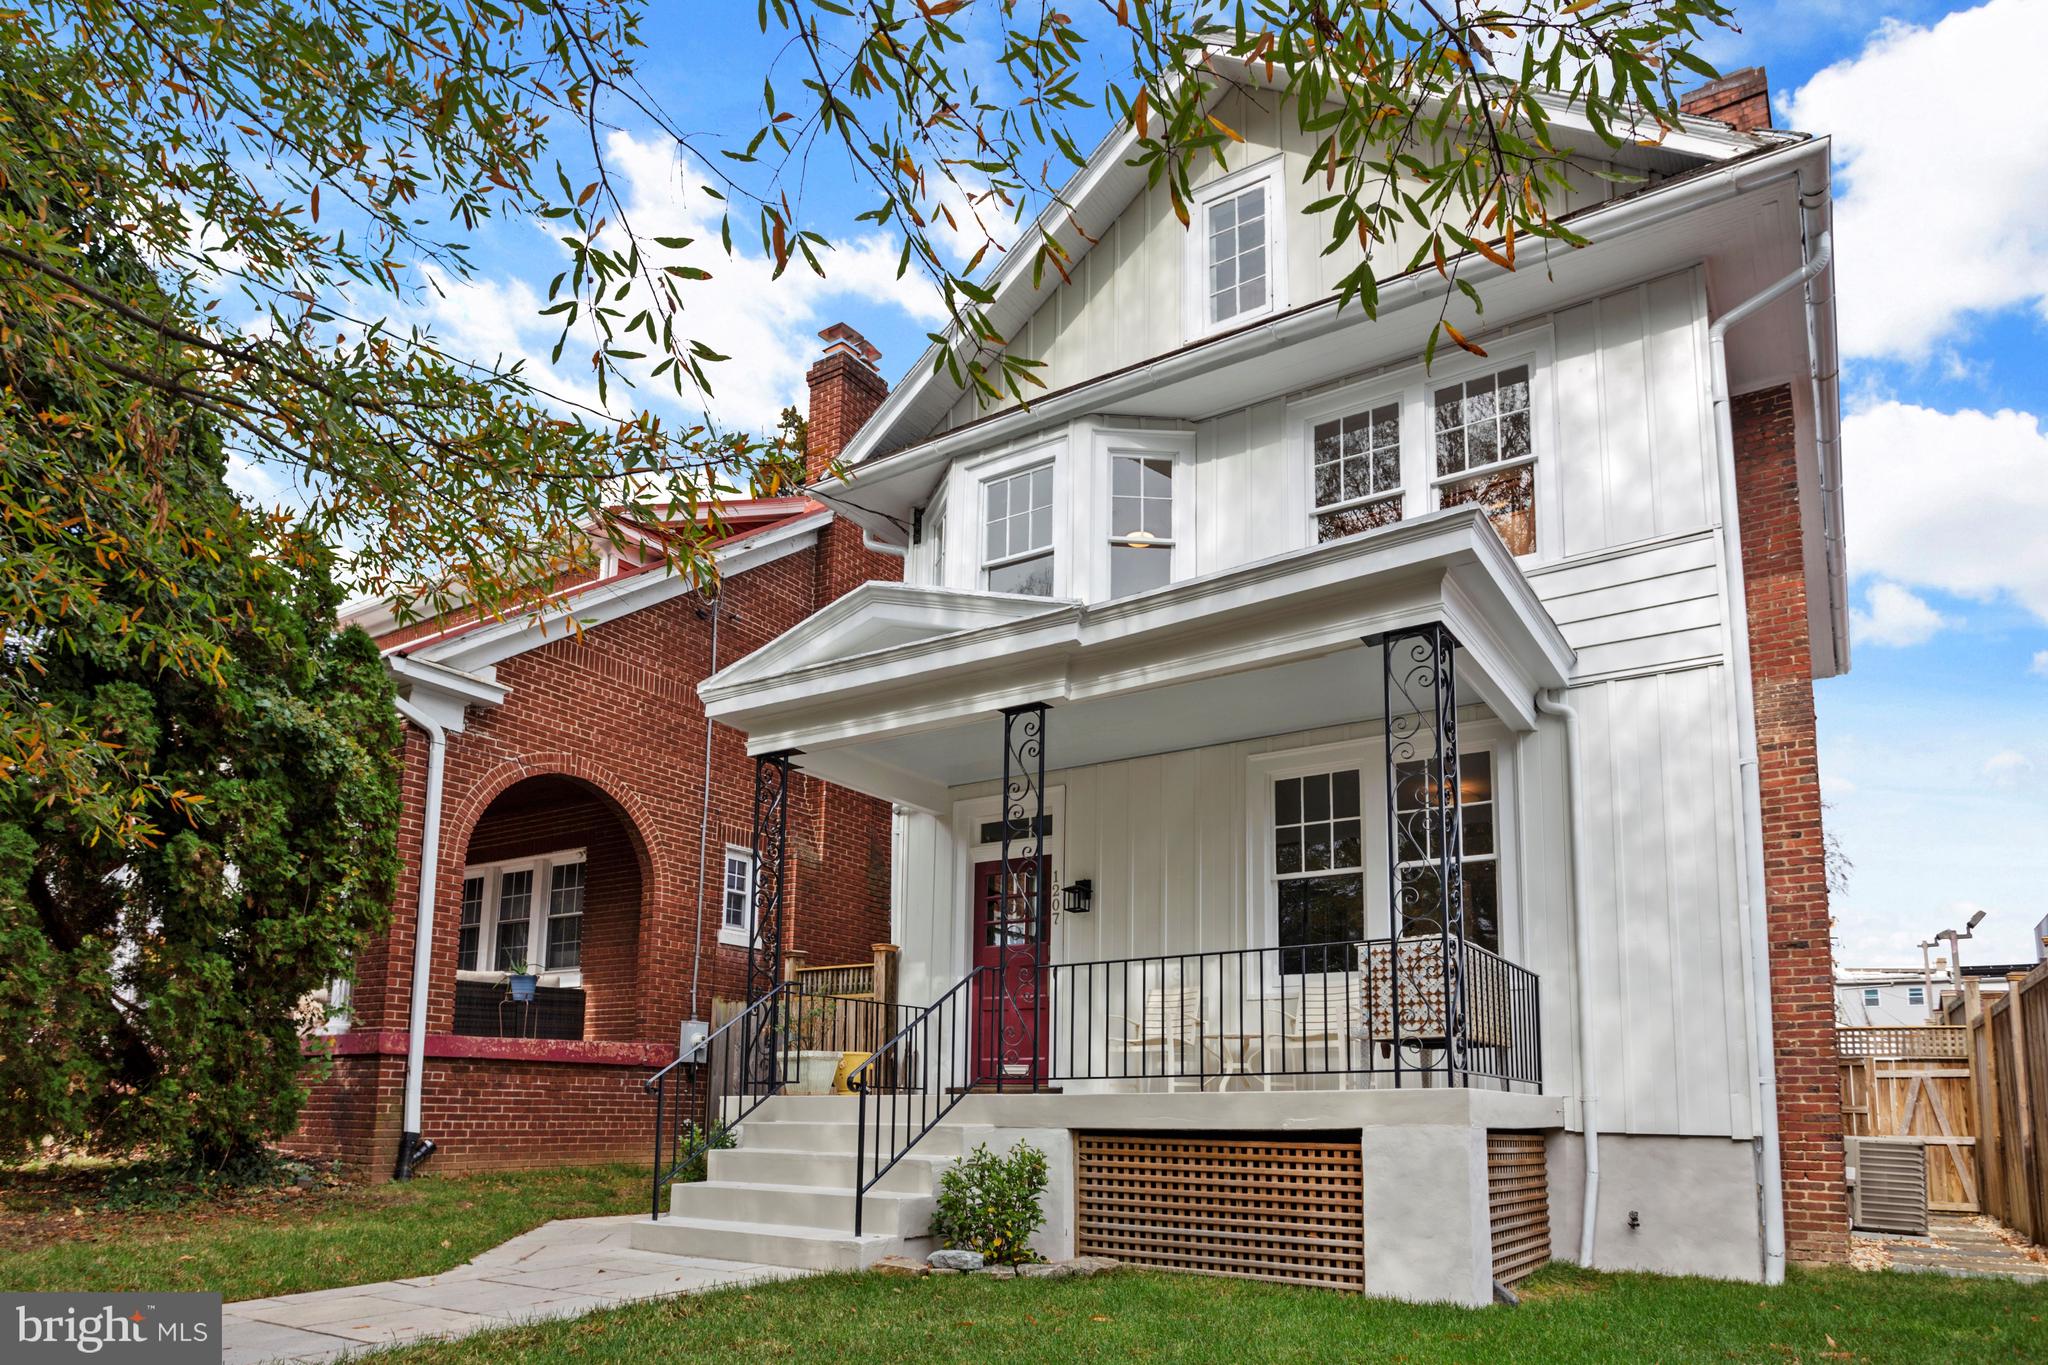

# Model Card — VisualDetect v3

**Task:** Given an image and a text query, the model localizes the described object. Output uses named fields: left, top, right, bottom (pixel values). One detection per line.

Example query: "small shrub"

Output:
left=930, top=1141, right=1047, bottom=1265
left=670, top=1122, right=735, bottom=1186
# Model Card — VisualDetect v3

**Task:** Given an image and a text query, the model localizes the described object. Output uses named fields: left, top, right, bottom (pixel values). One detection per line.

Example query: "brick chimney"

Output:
left=1679, top=66, right=1772, bottom=134
left=803, top=322, right=888, bottom=483
left=802, top=323, right=900, bottom=606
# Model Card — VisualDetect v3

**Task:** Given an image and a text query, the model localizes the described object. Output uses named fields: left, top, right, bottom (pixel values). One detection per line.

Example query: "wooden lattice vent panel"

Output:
left=1488, top=1131, right=1551, bottom=1285
left=1839, top=1026, right=1969, bottom=1059
left=1075, top=1134, right=1364, bottom=1291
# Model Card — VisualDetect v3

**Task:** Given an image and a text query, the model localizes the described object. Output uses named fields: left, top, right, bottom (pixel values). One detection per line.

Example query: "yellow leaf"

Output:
left=1133, top=87, right=1149, bottom=140
left=1443, top=323, right=1488, bottom=358
left=1207, top=113, right=1244, bottom=143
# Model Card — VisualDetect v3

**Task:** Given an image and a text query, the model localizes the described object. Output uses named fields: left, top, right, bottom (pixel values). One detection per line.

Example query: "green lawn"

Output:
left=355, top=1263, right=2048, bottom=1364
left=0, top=1162, right=644, bottom=1302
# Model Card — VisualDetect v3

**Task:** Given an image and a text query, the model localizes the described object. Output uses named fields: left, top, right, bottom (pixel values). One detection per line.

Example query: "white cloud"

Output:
left=387, top=131, right=949, bottom=437
left=1785, top=0, right=2048, bottom=361
left=586, top=132, right=947, bottom=432
left=2031, top=650, right=2048, bottom=678
left=1848, top=581, right=1952, bottom=647
left=1843, top=400, right=2048, bottom=622
left=1982, top=750, right=2034, bottom=787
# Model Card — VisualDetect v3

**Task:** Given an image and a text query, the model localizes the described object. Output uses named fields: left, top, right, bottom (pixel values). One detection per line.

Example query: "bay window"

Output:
left=1108, top=454, right=1175, bottom=597
left=982, top=462, right=1055, bottom=595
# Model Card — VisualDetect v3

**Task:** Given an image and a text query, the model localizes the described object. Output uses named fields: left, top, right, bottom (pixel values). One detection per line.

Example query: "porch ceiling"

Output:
left=700, top=507, right=1573, bottom=811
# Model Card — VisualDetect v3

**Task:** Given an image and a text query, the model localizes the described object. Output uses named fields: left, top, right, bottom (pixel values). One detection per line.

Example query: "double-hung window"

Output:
left=1907, top=985, right=1925, bottom=1006
left=1108, top=455, right=1174, bottom=597
left=1863, top=987, right=1881, bottom=1007
left=1432, top=365, right=1536, bottom=555
left=982, top=463, right=1054, bottom=595
left=720, top=846, right=757, bottom=948
left=1188, top=163, right=1284, bottom=337
left=1312, top=403, right=1403, bottom=542
left=459, top=849, right=586, bottom=978
left=457, top=874, right=486, bottom=972
left=1391, top=751, right=1500, bottom=953
left=1272, top=769, right=1365, bottom=974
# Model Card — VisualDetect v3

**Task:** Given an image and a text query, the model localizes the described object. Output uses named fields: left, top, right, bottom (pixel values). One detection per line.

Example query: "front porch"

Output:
left=637, top=511, right=1582, bottom=1298
left=700, top=508, right=1572, bottom=1100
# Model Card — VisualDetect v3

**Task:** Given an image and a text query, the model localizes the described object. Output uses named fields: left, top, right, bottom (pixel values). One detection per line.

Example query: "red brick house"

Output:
left=289, top=329, right=901, bottom=1178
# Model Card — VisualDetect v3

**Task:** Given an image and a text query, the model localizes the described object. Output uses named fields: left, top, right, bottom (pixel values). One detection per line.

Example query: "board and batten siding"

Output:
left=936, top=83, right=1620, bottom=433
left=889, top=680, right=1761, bottom=1141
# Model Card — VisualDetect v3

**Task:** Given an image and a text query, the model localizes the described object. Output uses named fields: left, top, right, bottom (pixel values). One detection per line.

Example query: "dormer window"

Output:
left=1186, top=161, right=1286, bottom=339
left=983, top=462, right=1055, bottom=595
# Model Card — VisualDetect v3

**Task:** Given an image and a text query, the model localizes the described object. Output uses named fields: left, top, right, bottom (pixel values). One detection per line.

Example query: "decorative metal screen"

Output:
left=1487, top=1131, right=1550, bottom=1285
left=1075, top=1133, right=1365, bottom=1290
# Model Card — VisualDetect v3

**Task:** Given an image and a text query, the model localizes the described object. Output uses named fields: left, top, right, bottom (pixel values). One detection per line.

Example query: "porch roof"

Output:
left=701, top=507, right=1574, bottom=810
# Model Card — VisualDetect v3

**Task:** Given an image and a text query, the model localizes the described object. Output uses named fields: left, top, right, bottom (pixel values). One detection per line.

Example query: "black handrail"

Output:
left=644, top=982, right=916, bottom=1220
left=846, top=966, right=989, bottom=1237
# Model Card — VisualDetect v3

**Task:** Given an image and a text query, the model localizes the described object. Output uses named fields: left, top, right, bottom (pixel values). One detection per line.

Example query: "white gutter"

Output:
left=391, top=696, right=447, bottom=1179
left=831, top=139, right=1829, bottom=488
left=1536, top=689, right=1600, bottom=1267
left=1708, top=206, right=1833, bottom=1286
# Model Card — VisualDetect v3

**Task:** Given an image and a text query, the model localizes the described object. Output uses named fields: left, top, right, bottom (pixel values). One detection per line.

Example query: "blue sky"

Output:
left=255, top=2, right=2048, bottom=968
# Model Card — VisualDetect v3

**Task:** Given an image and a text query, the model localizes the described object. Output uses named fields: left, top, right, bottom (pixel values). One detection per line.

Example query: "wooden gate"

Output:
left=1839, top=1025, right=1977, bottom=1213
left=1075, top=1133, right=1365, bottom=1290
left=1958, top=966, right=2048, bottom=1243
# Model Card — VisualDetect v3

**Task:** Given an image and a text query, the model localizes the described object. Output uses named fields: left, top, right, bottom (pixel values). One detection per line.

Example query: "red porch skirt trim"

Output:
left=307, top=1029, right=675, bottom=1068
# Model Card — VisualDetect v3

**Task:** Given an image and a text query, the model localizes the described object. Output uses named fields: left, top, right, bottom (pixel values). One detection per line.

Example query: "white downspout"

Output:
left=1708, top=220, right=1833, bottom=1287
left=1536, top=689, right=1599, bottom=1266
left=392, top=696, right=446, bottom=1179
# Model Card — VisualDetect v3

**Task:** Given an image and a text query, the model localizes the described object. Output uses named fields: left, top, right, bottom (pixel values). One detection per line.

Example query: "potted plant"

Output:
left=782, top=999, right=848, bottom=1095
left=505, top=959, right=538, bottom=1003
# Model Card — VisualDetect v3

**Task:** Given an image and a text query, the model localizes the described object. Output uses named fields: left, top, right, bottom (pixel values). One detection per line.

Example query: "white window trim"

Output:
left=914, top=485, right=949, bottom=590
left=1183, top=156, right=1288, bottom=342
left=718, top=844, right=758, bottom=950
left=1283, top=331, right=1557, bottom=562
left=1242, top=723, right=1518, bottom=958
left=457, top=847, right=586, bottom=987
left=1086, top=424, right=1196, bottom=601
left=946, top=436, right=1069, bottom=597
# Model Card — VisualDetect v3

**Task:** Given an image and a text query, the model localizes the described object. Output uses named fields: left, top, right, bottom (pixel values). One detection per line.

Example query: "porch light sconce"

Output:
left=1062, top=879, right=1093, bottom=915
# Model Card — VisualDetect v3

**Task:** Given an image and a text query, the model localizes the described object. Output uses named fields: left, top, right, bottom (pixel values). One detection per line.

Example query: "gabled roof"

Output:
left=844, top=59, right=1780, bottom=468
left=388, top=504, right=830, bottom=680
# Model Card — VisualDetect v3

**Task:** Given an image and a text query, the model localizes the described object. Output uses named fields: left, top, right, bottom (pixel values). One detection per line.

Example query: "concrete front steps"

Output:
left=627, top=1095, right=961, bottom=1271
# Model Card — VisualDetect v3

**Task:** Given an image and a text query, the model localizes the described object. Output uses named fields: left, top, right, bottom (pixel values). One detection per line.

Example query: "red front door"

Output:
left=971, top=857, right=1051, bottom=1086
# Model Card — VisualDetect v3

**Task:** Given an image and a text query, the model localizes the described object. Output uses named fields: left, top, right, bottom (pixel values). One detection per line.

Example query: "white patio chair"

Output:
left=1111, top=982, right=1256, bottom=1092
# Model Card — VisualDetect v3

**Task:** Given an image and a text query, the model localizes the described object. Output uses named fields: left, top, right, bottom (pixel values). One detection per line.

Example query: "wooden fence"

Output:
left=1948, top=965, right=2048, bottom=1243
left=1838, top=1025, right=1978, bottom=1212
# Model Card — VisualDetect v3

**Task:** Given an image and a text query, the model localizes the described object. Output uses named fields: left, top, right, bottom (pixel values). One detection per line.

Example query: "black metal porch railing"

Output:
left=1032, top=937, right=1541, bottom=1092
left=845, top=938, right=1540, bottom=1233
left=644, top=981, right=917, bottom=1220
left=846, top=966, right=989, bottom=1237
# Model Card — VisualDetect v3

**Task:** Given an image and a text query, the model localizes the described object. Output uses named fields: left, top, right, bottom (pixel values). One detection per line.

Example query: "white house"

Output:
left=1835, top=967, right=1935, bottom=1028
left=634, top=64, right=1849, bottom=1302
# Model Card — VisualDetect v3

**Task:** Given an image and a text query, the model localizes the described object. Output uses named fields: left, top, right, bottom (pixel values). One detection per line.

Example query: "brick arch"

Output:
left=445, top=752, right=663, bottom=894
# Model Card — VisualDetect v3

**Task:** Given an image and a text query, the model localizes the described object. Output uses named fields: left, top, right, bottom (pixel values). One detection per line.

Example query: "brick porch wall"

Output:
left=1733, top=383, right=1849, bottom=1263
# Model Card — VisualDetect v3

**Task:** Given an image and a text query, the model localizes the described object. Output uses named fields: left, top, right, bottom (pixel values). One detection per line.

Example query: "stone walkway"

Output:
left=221, top=1214, right=806, bottom=1364
left=1852, top=1214, right=2048, bottom=1283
